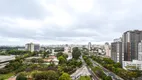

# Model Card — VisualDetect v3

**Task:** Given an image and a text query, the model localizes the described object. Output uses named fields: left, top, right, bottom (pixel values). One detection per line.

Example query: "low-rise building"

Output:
left=43, top=56, right=59, bottom=65
left=123, top=60, right=142, bottom=70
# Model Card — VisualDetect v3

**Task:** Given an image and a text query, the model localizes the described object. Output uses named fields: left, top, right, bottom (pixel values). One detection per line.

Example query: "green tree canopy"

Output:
left=58, top=56, right=67, bottom=64
left=16, top=72, right=27, bottom=80
left=47, top=70, right=59, bottom=80
left=56, top=52, right=63, bottom=58
left=56, top=52, right=68, bottom=59
left=59, top=73, right=72, bottom=80
left=72, top=47, right=81, bottom=59
left=78, top=76, right=91, bottom=80
left=32, top=70, right=59, bottom=80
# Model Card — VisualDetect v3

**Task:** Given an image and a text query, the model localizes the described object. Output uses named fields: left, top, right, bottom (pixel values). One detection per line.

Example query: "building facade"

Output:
left=138, top=40, right=142, bottom=61
left=123, top=41, right=142, bottom=70
left=88, top=42, right=92, bottom=51
left=123, top=60, right=142, bottom=70
left=122, top=30, right=142, bottom=61
left=111, top=38, right=122, bottom=64
left=34, top=44, right=40, bottom=52
left=64, top=44, right=72, bottom=53
left=25, top=43, right=40, bottom=52
left=104, top=42, right=111, bottom=57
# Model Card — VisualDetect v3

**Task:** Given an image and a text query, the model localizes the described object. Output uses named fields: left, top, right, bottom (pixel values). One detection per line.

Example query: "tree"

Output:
left=46, top=70, right=59, bottom=80
left=72, top=47, right=81, bottom=59
left=56, top=52, right=63, bottom=58
left=63, top=54, right=68, bottom=59
left=78, top=76, right=91, bottom=80
left=92, top=67, right=106, bottom=78
left=58, top=56, right=67, bottom=64
left=76, top=61, right=82, bottom=67
left=114, top=63, right=121, bottom=68
left=104, top=76, right=112, bottom=80
left=31, top=58, right=44, bottom=63
left=16, top=72, right=27, bottom=80
left=32, top=70, right=58, bottom=80
left=59, top=73, right=72, bottom=80
left=56, top=52, right=68, bottom=59
left=7, top=50, right=30, bottom=55
left=42, top=51, right=49, bottom=58
left=0, top=68, right=9, bottom=74
left=103, top=58, right=114, bottom=64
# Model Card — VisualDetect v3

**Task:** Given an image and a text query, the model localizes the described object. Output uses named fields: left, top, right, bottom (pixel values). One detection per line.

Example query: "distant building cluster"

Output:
left=87, top=42, right=105, bottom=55
left=110, top=30, right=142, bottom=70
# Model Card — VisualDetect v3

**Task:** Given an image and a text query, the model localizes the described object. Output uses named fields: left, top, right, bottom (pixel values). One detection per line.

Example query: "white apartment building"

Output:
left=64, top=44, right=70, bottom=53
left=123, top=60, right=142, bottom=70
left=88, top=42, right=92, bottom=51
left=138, top=40, right=142, bottom=61
left=25, top=43, right=40, bottom=52
left=104, top=42, right=111, bottom=57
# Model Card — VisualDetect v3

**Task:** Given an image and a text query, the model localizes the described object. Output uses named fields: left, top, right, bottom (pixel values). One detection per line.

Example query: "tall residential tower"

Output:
left=122, top=30, right=142, bottom=61
left=88, top=42, right=92, bottom=51
left=111, top=38, right=122, bottom=64
left=104, top=42, right=111, bottom=57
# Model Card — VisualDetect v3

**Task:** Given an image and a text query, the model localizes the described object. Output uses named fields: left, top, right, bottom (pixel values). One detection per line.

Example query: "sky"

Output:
left=0, top=0, right=142, bottom=45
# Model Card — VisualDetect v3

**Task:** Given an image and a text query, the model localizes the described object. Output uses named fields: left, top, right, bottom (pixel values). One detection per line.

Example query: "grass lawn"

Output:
left=0, top=73, right=14, bottom=80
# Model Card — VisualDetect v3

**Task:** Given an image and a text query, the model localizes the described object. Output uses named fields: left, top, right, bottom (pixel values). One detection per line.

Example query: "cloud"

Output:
left=0, top=0, right=142, bottom=45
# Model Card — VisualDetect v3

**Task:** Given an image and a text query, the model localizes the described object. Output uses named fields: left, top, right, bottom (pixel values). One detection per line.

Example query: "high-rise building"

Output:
left=34, top=44, right=40, bottom=52
left=88, top=42, right=91, bottom=51
left=123, top=41, right=142, bottom=70
left=25, top=43, right=40, bottom=52
left=104, top=42, right=111, bottom=57
left=111, top=38, right=122, bottom=64
left=122, top=30, right=142, bottom=61
left=138, top=40, right=142, bottom=61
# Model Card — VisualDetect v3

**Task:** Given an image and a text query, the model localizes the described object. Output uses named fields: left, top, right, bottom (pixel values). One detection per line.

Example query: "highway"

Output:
left=0, top=55, right=15, bottom=63
left=71, top=55, right=99, bottom=80
left=0, top=55, right=15, bottom=69
left=90, top=59, right=124, bottom=80
left=81, top=56, right=100, bottom=80
left=71, top=65, right=91, bottom=80
left=86, top=66, right=100, bottom=80
left=0, top=62, right=9, bottom=69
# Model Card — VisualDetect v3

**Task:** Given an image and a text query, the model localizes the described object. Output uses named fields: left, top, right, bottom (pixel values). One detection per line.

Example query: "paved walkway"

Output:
left=8, top=76, right=16, bottom=80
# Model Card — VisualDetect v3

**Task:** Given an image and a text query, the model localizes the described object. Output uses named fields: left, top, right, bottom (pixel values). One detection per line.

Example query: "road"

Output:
left=90, top=59, right=124, bottom=80
left=86, top=66, right=100, bottom=80
left=8, top=76, right=16, bottom=80
left=81, top=56, right=100, bottom=80
left=0, top=62, right=9, bottom=69
left=71, top=55, right=99, bottom=80
left=71, top=65, right=91, bottom=80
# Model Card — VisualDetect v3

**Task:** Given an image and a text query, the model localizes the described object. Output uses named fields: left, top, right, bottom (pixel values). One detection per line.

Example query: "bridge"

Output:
left=0, top=55, right=15, bottom=69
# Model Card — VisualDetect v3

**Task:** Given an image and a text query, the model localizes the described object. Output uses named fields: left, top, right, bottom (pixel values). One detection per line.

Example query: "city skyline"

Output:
left=0, top=0, right=142, bottom=45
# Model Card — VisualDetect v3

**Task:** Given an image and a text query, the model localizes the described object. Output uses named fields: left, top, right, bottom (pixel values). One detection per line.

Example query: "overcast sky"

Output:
left=0, top=0, right=142, bottom=45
